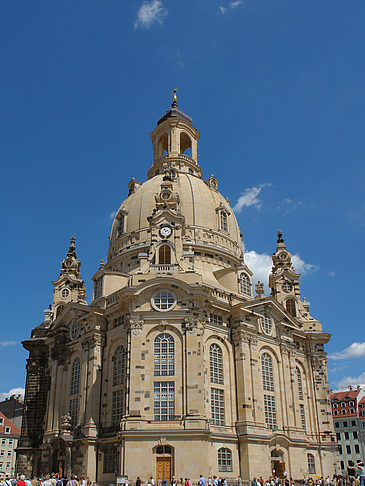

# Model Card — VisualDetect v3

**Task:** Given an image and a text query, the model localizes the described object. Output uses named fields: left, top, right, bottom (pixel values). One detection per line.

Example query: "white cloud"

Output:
left=244, top=250, right=318, bottom=290
left=0, top=387, right=24, bottom=401
left=329, top=342, right=365, bottom=360
left=0, top=341, right=18, bottom=347
left=109, top=210, right=116, bottom=220
left=277, top=198, right=304, bottom=215
left=334, top=372, right=365, bottom=391
left=292, top=253, right=318, bottom=274
left=233, top=183, right=272, bottom=213
left=219, top=0, right=242, bottom=13
left=134, top=0, right=167, bottom=29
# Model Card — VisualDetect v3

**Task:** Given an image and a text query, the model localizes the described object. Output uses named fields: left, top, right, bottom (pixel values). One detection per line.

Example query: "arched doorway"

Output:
left=154, top=445, right=174, bottom=482
left=271, top=449, right=285, bottom=478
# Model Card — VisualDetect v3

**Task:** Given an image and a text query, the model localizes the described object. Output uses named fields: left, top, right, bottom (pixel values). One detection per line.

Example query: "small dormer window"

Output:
left=117, top=214, right=125, bottom=237
left=0, top=418, right=3, bottom=425
left=349, top=401, right=354, bottom=406
left=286, top=298, right=296, bottom=317
left=239, top=273, right=251, bottom=296
left=94, top=277, right=103, bottom=300
left=220, top=211, right=228, bottom=232
left=4, top=427, right=10, bottom=434
left=341, top=402, right=346, bottom=407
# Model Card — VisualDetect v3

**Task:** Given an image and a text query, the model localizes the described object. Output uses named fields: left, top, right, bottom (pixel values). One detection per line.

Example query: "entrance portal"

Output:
left=156, top=457, right=171, bottom=481
left=271, top=450, right=285, bottom=479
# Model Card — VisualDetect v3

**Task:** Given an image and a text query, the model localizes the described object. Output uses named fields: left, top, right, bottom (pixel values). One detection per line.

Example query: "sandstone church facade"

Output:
left=16, top=99, right=337, bottom=483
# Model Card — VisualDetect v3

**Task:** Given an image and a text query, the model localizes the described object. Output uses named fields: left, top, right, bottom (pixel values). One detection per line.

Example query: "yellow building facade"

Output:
left=16, top=99, right=337, bottom=483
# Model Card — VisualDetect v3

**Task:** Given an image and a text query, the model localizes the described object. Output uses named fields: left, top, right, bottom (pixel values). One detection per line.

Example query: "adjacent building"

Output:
left=0, top=411, right=20, bottom=478
left=16, top=97, right=338, bottom=484
left=331, top=387, right=365, bottom=474
left=0, top=395, right=24, bottom=430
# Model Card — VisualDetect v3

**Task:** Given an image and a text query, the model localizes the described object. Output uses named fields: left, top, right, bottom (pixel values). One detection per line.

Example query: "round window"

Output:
left=70, top=321, right=81, bottom=341
left=152, top=291, right=176, bottom=312
left=261, top=312, right=272, bottom=335
left=61, top=288, right=70, bottom=299
left=282, top=281, right=292, bottom=293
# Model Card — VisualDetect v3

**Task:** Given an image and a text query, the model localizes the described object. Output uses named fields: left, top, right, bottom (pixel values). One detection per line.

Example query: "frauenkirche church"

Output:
left=16, top=96, right=338, bottom=483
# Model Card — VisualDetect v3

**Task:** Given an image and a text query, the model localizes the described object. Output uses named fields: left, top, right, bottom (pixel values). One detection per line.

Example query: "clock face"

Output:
left=280, top=252, right=287, bottom=260
left=160, top=226, right=172, bottom=238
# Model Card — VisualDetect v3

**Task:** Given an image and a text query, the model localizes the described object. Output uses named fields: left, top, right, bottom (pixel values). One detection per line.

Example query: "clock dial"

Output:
left=160, top=226, right=172, bottom=238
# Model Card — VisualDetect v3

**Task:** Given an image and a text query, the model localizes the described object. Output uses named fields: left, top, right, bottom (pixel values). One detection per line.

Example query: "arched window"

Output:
left=218, top=448, right=232, bottom=472
left=286, top=298, right=296, bottom=317
left=307, top=453, right=315, bottom=474
left=261, top=353, right=274, bottom=392
left=112, top=346, right=126, bottom=386
left=239, top=273, right=251, bottom=296
left=341, top=402, right=346, bottom=407
left=154, top=333, right=174, bottom=376
left=159, top=245, right=171, bottom=265
left=210, top=343, right=223, bottom=384
left=180, top=132, right=192, bottom=156
left=70, top=358, right=80, bottom=395
left=333, top=410, right=338, bottom=415
left=296, top=367, right=304, bottom=400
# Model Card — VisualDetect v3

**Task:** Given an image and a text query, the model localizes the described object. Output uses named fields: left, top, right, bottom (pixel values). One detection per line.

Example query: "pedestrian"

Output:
left=251, top=478, right=257, bottom=486
left=348, top=462, right=356, bottom=486
left=199, top=476, right=206, bottom=486
left=136, top=477, right=141, bottom=486
left=16, top=477, right=27, bottom=486
left=238, top=477, right=242, bottom=486
left=357, top=462, right=365, bottom=486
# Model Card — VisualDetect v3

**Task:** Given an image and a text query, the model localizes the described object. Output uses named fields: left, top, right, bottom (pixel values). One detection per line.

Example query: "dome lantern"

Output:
left=148, top=92, right=201, bottom=179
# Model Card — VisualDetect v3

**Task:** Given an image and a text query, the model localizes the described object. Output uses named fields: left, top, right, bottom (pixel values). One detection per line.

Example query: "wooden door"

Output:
left=156, top=457, right=171, bottom=481
left=278, top=462, right=286, bottom=479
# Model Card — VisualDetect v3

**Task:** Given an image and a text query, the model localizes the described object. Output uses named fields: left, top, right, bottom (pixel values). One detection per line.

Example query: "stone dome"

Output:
left=108, top=172, right=243, bottom=264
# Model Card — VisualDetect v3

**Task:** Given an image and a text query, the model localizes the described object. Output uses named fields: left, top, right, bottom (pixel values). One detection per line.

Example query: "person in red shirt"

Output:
left=17, top=475, right=27, bottom=486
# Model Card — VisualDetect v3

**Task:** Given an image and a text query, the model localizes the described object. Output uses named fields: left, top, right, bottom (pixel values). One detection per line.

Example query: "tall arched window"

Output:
left=159, top=245, right=171, bottom=265
left=296, top=367, right=304, bottom=400
left=261, top=353, right=276, bottom=428
left=261, top=353, right=274, bottom=392
left=218, top=448, right=232, bottom=472
left=210, top=343, right=223, bottom=384
left=112, top=346, right=126, bottom=386
left=70, top=358, right=80, bottom=395
left=239, top=273, right=251, bottom=296
left=286, top=298, right=296, bottom=317
left=154, top=333, right=174, bottom=376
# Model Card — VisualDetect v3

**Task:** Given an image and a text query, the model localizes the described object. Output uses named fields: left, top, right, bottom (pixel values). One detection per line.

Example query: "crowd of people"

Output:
left=1, top=464, right=364, bottom=486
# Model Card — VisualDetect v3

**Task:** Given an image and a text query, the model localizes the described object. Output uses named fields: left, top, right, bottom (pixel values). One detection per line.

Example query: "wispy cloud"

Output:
left=0, top=387, right=24, bottom=401
left=219, top=0, right=242, bottom=14
left=334, top=372, right=365, bottom=391
left=329, top=271, right=335, bottom=277
left=0, top=341, right=18, bottom=347
left=329, top=342, right=365, bottom=360
left=109, top=210, right=116, bottom=220
left=244, top=250, right=317, bottom=290
left=233, top=183, right=272, bottom=213
left=277, top=198, right=304, bottom=215
left=134, top=0, right=167, bottom=29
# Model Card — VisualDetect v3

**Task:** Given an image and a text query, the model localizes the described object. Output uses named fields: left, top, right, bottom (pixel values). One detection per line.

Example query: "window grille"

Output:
left=211, top=388, right=225, bottom=425
left=261, top=353, right=274, bottom=392
left=220, top=211, right=228, bottom=232
left=264, top=394, right=277, bottom=428
left=296, top=367, right=304, bottom=400
left=307, top=454, right=315, bottom=474
left=209, top=314, right=223, bottom=325
left=261, top=313, right=272, bottom=334
left=154, top=382, right=175, bottom=421
left=239, top=273, right=251, bottom=295
left=112, top=346, right=126, bottom=386
left=111, top=389, right=123, bottom=426
left=218, top=448, right=232, bottom=472
left=70, top=358, right=80, bottom=395
left=69, top=397, right=79, bottom=427
left=210, top=343, right=224, bottom=384
left=300, top=404, right=306, bottom=429
left=154, top=334, right=174, bottom=376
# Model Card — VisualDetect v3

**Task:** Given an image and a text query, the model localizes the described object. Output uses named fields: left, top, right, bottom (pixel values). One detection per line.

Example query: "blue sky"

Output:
left=1, top=0, right=365, bottom=399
